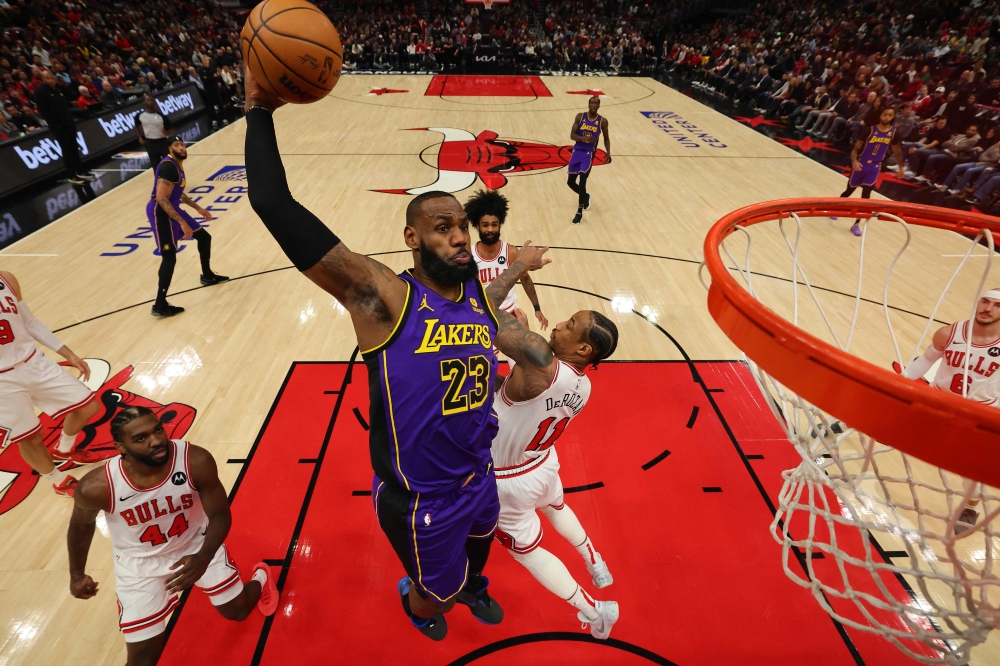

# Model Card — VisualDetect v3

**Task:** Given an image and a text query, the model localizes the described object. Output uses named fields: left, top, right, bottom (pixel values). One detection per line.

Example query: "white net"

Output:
left=702, top=210, right=1000, bottom=664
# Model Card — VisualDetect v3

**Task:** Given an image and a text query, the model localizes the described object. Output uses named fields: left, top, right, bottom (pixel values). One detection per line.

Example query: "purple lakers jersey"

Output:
left=150, top=156, right=186, bottom=206
left=364, top=270, right=500, bottom=494
left=860, top=125, right=895, bottom=165
left=573, top=113, right=602, bottom=154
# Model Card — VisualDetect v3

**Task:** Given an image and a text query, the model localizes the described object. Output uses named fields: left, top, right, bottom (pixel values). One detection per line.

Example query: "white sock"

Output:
left=251, top=567, right=268, bottom=588
left=574, top=535, right=603, bottom=567
left=541, top=503, right=602, bottom=566
left=567, top=585, right=600, bottom=622
left=43, top=468, right=68, bottom=485
left=58, top=431, right=77, bottom=453
left=511, top=546, right=599, bottom=619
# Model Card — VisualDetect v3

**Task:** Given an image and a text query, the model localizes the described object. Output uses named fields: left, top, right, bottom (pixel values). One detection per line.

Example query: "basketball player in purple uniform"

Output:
left=147, top=136, right=229, bottom=317
left=568, top=96, right=611, bottom=225
left=242, top=69, right=551, bottom=641
left=839, top=106, right=904, bottom=236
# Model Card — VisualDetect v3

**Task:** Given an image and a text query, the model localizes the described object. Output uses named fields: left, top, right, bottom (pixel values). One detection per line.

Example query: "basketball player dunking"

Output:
left=839, top=106, right=904, bottom=236
left=0, top=270, right=100, bottom=497
left=242, top=69, right=551, bottom=640
left=465, top=189, right=548, bottom=331
left=568, top=96, right=611, bottom=226
left=68, top=407, right=279, bottom=665
left=483, top=258, right=622, bottom=639
left=898, top=289, right=1000, bottom=534
left=148, top=136, right=229, bottom=318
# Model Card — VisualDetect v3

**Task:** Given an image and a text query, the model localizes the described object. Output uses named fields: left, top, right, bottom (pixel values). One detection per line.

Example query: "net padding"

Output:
left=701, top=202, right=1000, bottom=665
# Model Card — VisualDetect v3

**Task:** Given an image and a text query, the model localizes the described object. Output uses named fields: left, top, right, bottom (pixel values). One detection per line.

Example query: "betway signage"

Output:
left=0, top=83, right=204, bottom=199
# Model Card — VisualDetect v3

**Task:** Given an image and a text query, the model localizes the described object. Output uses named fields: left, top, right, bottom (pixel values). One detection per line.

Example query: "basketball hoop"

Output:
left=701, top=199, right=1000, bottom=665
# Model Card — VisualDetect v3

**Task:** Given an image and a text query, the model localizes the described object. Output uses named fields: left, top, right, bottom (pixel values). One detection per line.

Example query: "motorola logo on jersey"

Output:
left=990, top=347, right=1000, bottom=357
left=172, top=471, right=188, bottom=485
left=498, top=256, right=506, bottom=264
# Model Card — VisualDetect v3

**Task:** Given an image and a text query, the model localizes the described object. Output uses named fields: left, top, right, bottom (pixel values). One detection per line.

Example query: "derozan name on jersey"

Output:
left=546, top=393, right=585, bottom=414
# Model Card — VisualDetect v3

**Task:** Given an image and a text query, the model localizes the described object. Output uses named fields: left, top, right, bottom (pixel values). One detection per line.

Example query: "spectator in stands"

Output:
left=939, top=133, right=1000, bottom=196
left=76, top=85, right=98, bottom=110
left=904, top=118, right=970, bottom=178
left=99, top=80, right=123, bottom=107
left=918, top=124, right=983, bottom=182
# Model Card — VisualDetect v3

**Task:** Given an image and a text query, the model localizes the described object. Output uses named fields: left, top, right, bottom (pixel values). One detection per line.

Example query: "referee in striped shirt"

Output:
left=135, top=96, right=176, bottom=178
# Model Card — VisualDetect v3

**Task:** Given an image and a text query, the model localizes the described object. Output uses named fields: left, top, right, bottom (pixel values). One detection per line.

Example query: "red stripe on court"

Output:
left=161, top=361, right=933, bottom=665
left=425, top=75, right=553, bottom=97
left=159, top=363, right=349, bottom=664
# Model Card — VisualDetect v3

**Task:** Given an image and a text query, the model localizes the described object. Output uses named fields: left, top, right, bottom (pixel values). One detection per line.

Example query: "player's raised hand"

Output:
left=70, top=574, right=99, bottom=599
left=166, top=553, right=211, bottom=594
left=243, top=64, right=286, bottom=113
left=535, top=309, right=549, bottom=330
left=518, top=241, right=552, bottom=272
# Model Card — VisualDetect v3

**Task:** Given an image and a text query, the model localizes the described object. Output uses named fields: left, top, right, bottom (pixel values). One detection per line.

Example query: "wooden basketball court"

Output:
left=0, top=75, right=997, bottom=665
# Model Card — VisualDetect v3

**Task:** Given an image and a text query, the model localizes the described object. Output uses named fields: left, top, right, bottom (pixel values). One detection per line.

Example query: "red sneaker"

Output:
left=254, top=562, right=279, bottom=616
left=53, top=476, right=78, bottom=497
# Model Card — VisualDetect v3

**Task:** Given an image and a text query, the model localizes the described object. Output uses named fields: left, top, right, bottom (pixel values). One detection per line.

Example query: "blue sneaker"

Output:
left=398, top=577, right=447, bottom=640
left=456, top=575, right=504, bottom=625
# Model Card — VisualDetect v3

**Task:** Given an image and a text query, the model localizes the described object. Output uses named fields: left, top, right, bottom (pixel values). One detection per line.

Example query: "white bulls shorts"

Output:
left=115, top=544, right=243, bottom=642
left=494, top=448, right=563, bottom=554
left=0, top=350, right=94, bottom=449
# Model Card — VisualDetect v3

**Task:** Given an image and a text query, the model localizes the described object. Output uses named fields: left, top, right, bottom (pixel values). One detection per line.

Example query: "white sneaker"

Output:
left=588, top=560, right=614, bottom=589
left=578, top=600, right=619, bottom=640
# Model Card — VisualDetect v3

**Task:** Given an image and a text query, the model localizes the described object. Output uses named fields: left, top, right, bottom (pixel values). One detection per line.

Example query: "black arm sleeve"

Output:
left=245, top=108, right=340, bottom=271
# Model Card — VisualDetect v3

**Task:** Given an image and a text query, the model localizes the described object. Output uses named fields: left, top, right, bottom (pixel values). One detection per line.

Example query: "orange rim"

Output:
left=704, top=198, right=1000, bottom=488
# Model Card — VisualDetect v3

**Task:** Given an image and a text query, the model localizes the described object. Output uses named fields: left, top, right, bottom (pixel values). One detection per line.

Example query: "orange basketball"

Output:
left=240, top=0, right=342, bottom=104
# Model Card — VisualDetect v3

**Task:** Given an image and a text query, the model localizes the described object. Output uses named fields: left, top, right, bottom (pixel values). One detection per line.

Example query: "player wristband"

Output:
left=533, top=304, right=541, bottom=312
left=247, top=105, right=271, bottom=114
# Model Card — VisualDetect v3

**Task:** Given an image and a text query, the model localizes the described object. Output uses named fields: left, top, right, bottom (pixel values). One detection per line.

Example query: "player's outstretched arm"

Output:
left=243, top=67, right=407, bottom=345
left=67, top=468, right=108, bottom=600
left=167, top=445, right=229, bottom=594
left=901, top=324, right=949, bottom=379
left=0, top=270, right=90, bottom=380
left=507, top=245, right=547, bottom=329
left=486, top=242, right=554, bottom=370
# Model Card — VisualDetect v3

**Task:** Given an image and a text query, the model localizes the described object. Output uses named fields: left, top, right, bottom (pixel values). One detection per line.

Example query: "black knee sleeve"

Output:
left=158, top=251, right=177, bottom=290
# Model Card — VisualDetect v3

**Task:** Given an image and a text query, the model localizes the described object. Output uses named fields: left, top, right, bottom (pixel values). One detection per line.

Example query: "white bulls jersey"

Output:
left=0, top=273, right=36, bottom=368
left=474, top=240, right=518, bottom=311
left=104, top=439, right=209, bottom=576
left=492, top=360, right=592, bottom=471
left=931, top=321, right=1000, bottom=405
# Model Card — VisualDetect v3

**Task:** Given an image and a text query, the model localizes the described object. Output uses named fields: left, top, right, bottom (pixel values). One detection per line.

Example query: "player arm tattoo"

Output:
left=494, top=305, right=555, bottom=371
left=485, top=258, right=527, bottom=311
left=155, top=179, right=187, bottom=225
left=305, top=245, right=402, bottom=324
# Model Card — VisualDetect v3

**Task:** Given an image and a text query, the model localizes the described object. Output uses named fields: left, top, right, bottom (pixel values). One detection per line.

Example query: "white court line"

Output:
left=941, top=254, right=993, bottom=257
left=0, top=253, right=59, bottom=257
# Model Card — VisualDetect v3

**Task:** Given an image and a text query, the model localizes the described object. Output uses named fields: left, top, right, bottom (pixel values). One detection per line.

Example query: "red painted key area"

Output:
left=160, top=360, right=935, bottom=665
